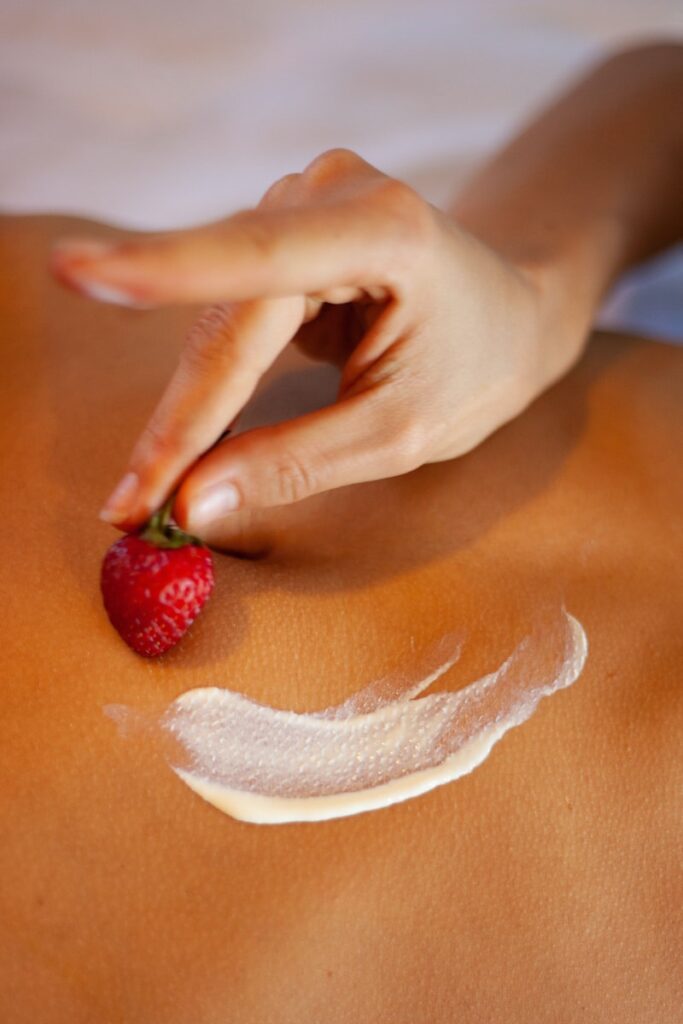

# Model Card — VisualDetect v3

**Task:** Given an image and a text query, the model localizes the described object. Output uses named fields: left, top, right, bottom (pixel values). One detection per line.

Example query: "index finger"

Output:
left=50, top=186, right=423, bottom=308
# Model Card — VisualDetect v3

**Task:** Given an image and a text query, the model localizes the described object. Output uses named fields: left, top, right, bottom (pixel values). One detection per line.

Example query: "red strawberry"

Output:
left=100, top=501, right=214, bottom=657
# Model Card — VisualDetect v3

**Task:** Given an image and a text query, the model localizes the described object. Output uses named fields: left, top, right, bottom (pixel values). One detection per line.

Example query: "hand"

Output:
left=51, top=148, right=563, bottom=549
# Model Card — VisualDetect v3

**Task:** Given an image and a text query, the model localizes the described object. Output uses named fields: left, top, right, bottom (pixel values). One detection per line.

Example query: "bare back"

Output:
left=1, top=216, right=681, bottom=1023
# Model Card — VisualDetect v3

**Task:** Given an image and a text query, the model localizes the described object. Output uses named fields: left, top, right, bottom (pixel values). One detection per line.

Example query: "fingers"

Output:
left=50, top=158, right=431, bottom=307
left=100, top=296, right=306, bottom=528
left=50, top=206, right=388, bottom=306
left=173, top=388, right=419, bottom=545
left=60, top=149, right=441, bottom=536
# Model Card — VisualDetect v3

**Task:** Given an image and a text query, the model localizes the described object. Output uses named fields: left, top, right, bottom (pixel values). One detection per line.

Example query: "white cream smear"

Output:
left=160, top=610, right=587, bottom=825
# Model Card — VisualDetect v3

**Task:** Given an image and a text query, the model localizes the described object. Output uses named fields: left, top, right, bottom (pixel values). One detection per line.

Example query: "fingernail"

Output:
left=52, top=241, right=146, bottom=307
left=189, top=482, right=241, bottom=528
left=52, top=239, right=119, bottom=266
left=77, top=280, right=143, bottom=306
left=99, top=471, right=139, bottom=523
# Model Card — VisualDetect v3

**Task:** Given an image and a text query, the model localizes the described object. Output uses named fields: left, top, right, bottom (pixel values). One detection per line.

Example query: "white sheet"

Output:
left=1, top=0, right=681, bottom=339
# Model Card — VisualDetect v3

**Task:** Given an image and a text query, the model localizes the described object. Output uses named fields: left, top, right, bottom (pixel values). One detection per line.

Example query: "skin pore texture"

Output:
left=1, top=216, right=682, bottom=1022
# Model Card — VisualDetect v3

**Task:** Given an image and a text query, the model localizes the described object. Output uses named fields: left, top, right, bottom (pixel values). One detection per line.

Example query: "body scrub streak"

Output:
left=161, top=610, right=587, bottom=824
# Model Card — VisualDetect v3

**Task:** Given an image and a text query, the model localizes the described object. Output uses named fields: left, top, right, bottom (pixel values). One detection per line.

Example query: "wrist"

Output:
left=517, top=252, right=593, bottom=395
left=520, top=213, right=630, bottom=390
left=451, top=168, right=635, bottom=396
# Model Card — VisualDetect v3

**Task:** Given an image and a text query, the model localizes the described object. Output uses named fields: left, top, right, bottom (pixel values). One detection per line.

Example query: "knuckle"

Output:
left=303, top=147, right=362, bottom=184
left=135, top=417, right=178, bottom=466
left=259, top=172, right=302, bottom=208
left=362, top=388, right=429, bottom=476
left=229, top=211, right=279, bottom=260
left=271, top=451, right=318, bottom=505
left=375, top=177, right=418, bottom=209
left=182, top=304, right=240, bottom=375
left=391, top=417, right=429, bottom=473
left=192, top=301, right=235, bottom=337
left=373, top=179, right=437, bottom=252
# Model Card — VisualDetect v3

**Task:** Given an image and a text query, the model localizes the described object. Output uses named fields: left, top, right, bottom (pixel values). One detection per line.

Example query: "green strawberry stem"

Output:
left=139, top=496, right=204, bottom=550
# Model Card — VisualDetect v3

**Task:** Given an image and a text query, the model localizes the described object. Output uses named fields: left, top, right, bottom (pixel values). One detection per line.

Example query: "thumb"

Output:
left=174, top=390, right=418, bottom=545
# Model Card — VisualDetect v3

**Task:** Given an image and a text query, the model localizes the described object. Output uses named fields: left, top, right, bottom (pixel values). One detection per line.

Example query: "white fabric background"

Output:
left=1, top=0, right=682, bottom=338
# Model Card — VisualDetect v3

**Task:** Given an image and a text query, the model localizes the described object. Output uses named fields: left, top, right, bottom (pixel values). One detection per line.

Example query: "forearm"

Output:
left=451, top=41, right=683, bottom=379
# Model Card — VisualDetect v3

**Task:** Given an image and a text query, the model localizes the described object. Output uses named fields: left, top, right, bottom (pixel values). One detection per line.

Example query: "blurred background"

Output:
left=2, top=0, right=682, bottom=338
